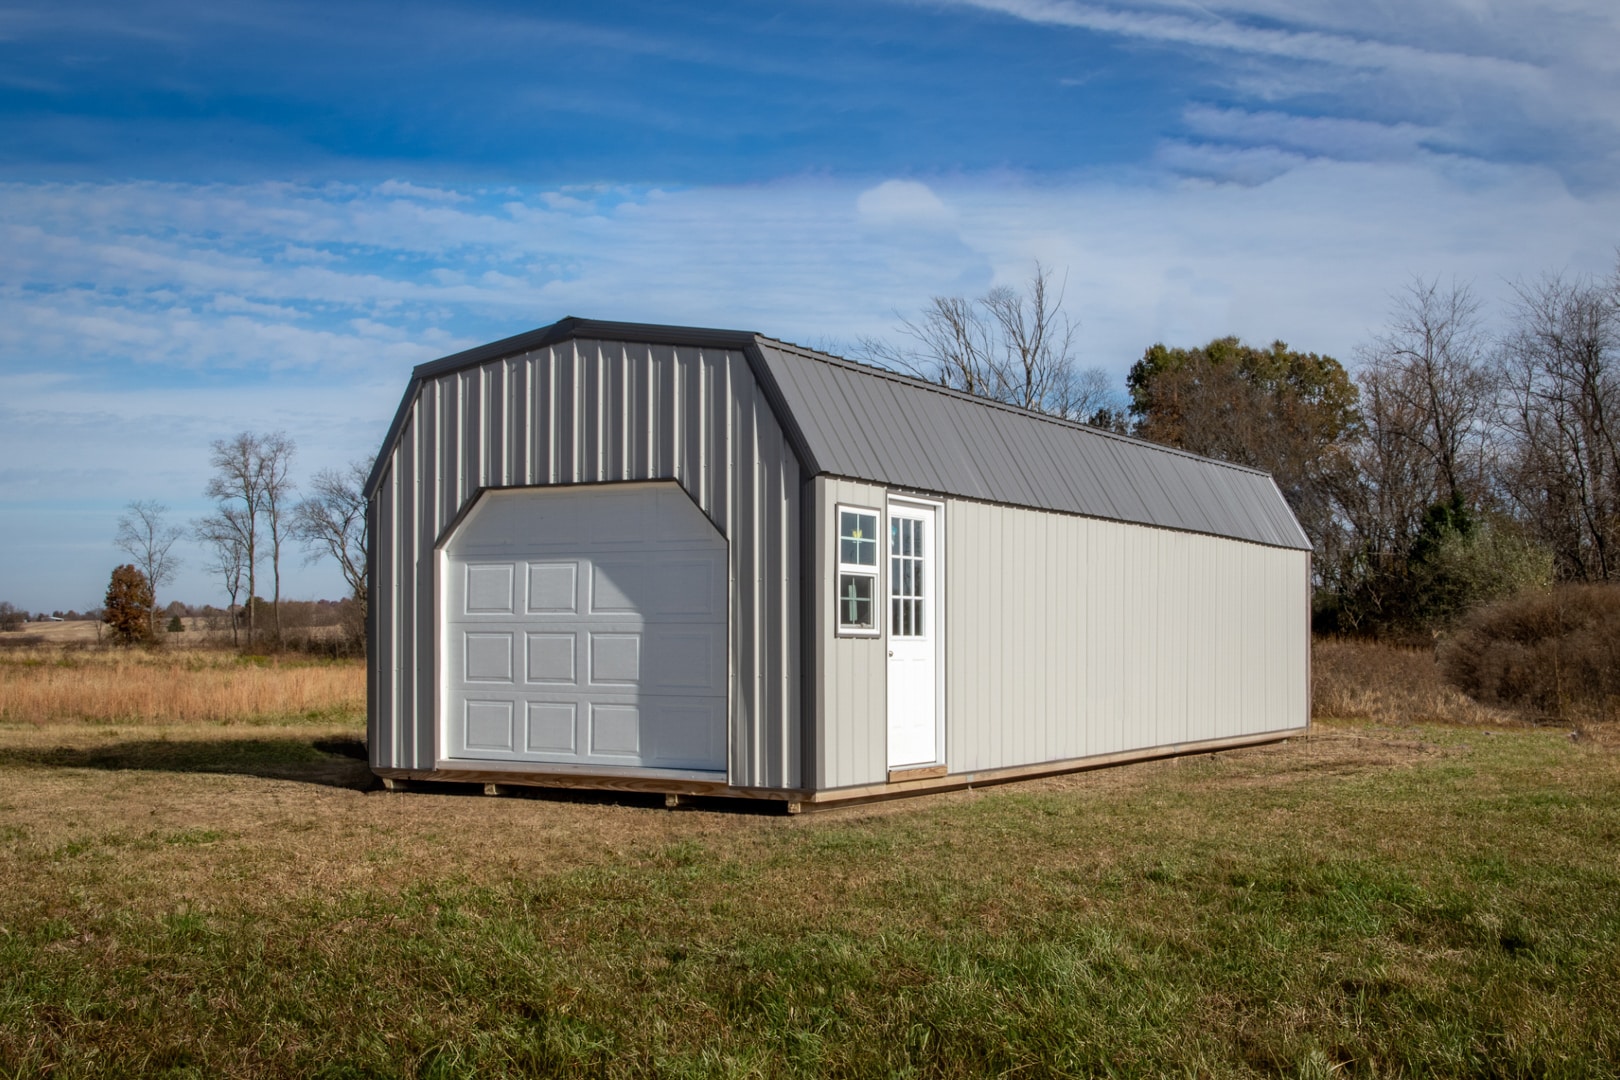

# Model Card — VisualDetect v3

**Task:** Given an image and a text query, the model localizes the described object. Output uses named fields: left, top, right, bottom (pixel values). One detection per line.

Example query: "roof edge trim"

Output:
left=819, top=473, right=1312, bottom=552
left=740, top=340, right=822, bottom=477
left=411, top=318, right=760, bottom=382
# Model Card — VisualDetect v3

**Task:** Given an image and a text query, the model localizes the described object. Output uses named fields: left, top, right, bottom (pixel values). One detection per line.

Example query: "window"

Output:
left=836, top=506, right=880, bottom=635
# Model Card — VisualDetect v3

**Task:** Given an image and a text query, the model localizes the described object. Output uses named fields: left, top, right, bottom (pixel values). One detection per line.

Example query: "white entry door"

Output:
left=887, top=501, right=940, bottom=768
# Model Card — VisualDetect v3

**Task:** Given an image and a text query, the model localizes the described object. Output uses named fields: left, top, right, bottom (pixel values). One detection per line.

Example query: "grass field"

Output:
left=0, top=644, right=1616, bottom=1077
left=0, top=646, right=364, bottom=726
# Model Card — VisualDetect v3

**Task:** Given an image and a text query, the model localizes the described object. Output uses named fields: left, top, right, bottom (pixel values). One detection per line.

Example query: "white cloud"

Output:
left=946, top=0, right=1620, bottom=184
left=856, top=180, right=955, bottom=228
left=1181, top=107, right=1442, bottom=163
left=1, top=163, right=1617, bottom=610
left=956, top=0, right=1545, bottom=82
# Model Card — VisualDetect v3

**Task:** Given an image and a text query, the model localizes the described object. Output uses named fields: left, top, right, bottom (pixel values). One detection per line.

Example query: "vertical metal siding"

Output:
left=368, top=338, right=801, bottom=789
left=945, top=500, right=1309, bottom=774
left=810, top=476, right=890, bottom=789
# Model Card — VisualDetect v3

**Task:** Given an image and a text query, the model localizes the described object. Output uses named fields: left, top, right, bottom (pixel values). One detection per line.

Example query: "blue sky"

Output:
left=3, top=0, right=1619, bottom=611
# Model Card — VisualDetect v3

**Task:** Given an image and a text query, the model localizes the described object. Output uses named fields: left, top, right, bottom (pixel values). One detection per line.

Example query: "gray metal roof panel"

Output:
left=750, top=337, right=1311, bottom=551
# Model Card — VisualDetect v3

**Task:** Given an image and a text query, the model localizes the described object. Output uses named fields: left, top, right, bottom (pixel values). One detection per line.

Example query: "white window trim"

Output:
left=835, top=502, right=882, bottom=638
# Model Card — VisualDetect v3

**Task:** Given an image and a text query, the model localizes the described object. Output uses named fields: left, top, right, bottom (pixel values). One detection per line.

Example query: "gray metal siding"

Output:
left=752, top=340, right=1311, bottom=551
left=809, top=476, right=890, bottom=790
left=944, top=500, right=1309, bottom=774
left=369, top=338, right=801, bottom=789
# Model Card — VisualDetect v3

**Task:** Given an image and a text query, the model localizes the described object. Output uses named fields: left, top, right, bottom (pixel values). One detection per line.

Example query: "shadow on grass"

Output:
left=0, top=736, right=376, bottom=790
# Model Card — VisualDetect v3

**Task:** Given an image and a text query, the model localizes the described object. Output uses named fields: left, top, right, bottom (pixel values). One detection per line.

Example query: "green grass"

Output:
left=1, top=722, right=1617, bottom=1077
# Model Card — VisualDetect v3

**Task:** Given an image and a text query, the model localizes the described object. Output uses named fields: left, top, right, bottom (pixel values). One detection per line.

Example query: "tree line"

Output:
left=103, top=432, right=372, bottom=648
left=871, top=261, right=1620, bottom=637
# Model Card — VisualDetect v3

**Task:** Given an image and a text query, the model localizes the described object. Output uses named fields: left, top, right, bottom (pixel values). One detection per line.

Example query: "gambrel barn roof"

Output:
left=369, top=317, right=1310, bottom=552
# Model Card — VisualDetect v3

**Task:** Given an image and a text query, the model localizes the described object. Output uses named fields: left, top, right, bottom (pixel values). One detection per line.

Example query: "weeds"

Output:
left=0, top=646, right=363, bottom=725
left=1312, top=637, right=1512, bottom=725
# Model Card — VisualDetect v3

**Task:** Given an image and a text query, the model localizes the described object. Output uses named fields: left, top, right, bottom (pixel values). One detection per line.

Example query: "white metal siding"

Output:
left=370, top=338, right=801, bottom=789
left=808, top=485, right=1307, bottom=792
left=809, top=476, right=889, bottom=789
left=944, top=499, right=1309, bottom=773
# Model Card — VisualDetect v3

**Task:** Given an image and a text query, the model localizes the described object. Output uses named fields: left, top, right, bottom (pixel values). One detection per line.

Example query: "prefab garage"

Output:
left=366, top=318, right=1310, bottom=809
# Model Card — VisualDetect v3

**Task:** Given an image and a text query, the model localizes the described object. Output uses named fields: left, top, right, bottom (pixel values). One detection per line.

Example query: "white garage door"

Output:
left=441, top=482, right=728, bottom=773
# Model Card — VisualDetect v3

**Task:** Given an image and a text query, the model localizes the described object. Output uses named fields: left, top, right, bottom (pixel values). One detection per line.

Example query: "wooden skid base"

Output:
left=372, top=728, right=1305, bottom=810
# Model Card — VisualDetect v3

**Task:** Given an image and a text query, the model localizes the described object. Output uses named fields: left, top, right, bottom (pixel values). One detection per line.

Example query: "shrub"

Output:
left=1439, top=584, right=1620, bottom=725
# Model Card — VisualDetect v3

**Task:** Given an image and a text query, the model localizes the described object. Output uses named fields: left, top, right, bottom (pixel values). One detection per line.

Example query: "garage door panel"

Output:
left=526, top=562, right=578, bottom=613
left=525, top=632, right=577, bottom=684
left=464, top=632, right=515, bottom=682
left=649, top=701, right=726, bottom=766
left=526, top=702, right=577, bottom=753
left=589, top=703, right=641, bottom=755
left=443, top=483, right=728, bottom=774
left=464, top=699, right=516, bottom=752
left=656, top=555, right=723, bottom=615
left=591, top=558, right=647, bottom=612
left=643, top=626, right=724, bottom=691
left=464, top=563, right=515, bottom=614
left=588, top=632, right=642, bottom=685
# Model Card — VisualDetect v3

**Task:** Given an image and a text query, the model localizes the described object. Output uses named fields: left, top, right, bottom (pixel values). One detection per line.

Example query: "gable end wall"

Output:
left=368, top=338, right=801, bottom=790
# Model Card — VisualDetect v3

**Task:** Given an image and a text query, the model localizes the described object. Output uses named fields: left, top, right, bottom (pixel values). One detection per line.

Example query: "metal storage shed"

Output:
left=366, top=317, right=1311, bottom=809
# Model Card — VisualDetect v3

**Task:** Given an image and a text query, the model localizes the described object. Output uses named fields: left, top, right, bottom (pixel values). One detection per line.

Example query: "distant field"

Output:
left=0, top=644, right=364, bottom=726
left=0, top=619, right=105, bottom=645
left=0, top=642, right=1615, bottom=1077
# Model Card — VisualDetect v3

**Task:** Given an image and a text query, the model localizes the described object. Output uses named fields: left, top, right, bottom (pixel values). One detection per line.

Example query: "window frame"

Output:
left=834, top=503, right=882, bottom=638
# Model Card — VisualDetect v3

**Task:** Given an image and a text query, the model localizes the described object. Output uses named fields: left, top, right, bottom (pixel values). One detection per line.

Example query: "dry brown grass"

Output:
left=1312, top=635, right=1517, bottom=726
left=0, top=647, right=363, bottom=725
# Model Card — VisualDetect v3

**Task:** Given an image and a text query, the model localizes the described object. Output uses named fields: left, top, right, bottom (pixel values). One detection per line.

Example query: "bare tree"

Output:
left=114, top=500, right=183, bottom=635
left=259, top=432, right=296, bottom=642
left=1359, top=277, right=1495, bottom=507
left=194, top=508, right=251, bottom=646
left=292, top=456, right=373, bottom=642
left=205, top=431, right=295, bottom=645
left=861, top=262, right=1115, bottom=421
left=1497, top=270, right=1620, bottom=580
left=1323, top=368, right=1449, bottom=630
left=206, top=434, right=265, bottom=644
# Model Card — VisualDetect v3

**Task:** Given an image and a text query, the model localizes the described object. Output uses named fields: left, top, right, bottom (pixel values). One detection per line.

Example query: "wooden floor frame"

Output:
left=374, top=727, right=1306, bottom=814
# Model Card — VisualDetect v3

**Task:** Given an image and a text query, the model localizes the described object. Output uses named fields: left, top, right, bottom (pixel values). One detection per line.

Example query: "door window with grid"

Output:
left=890, top=515, right=926, bottom=638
